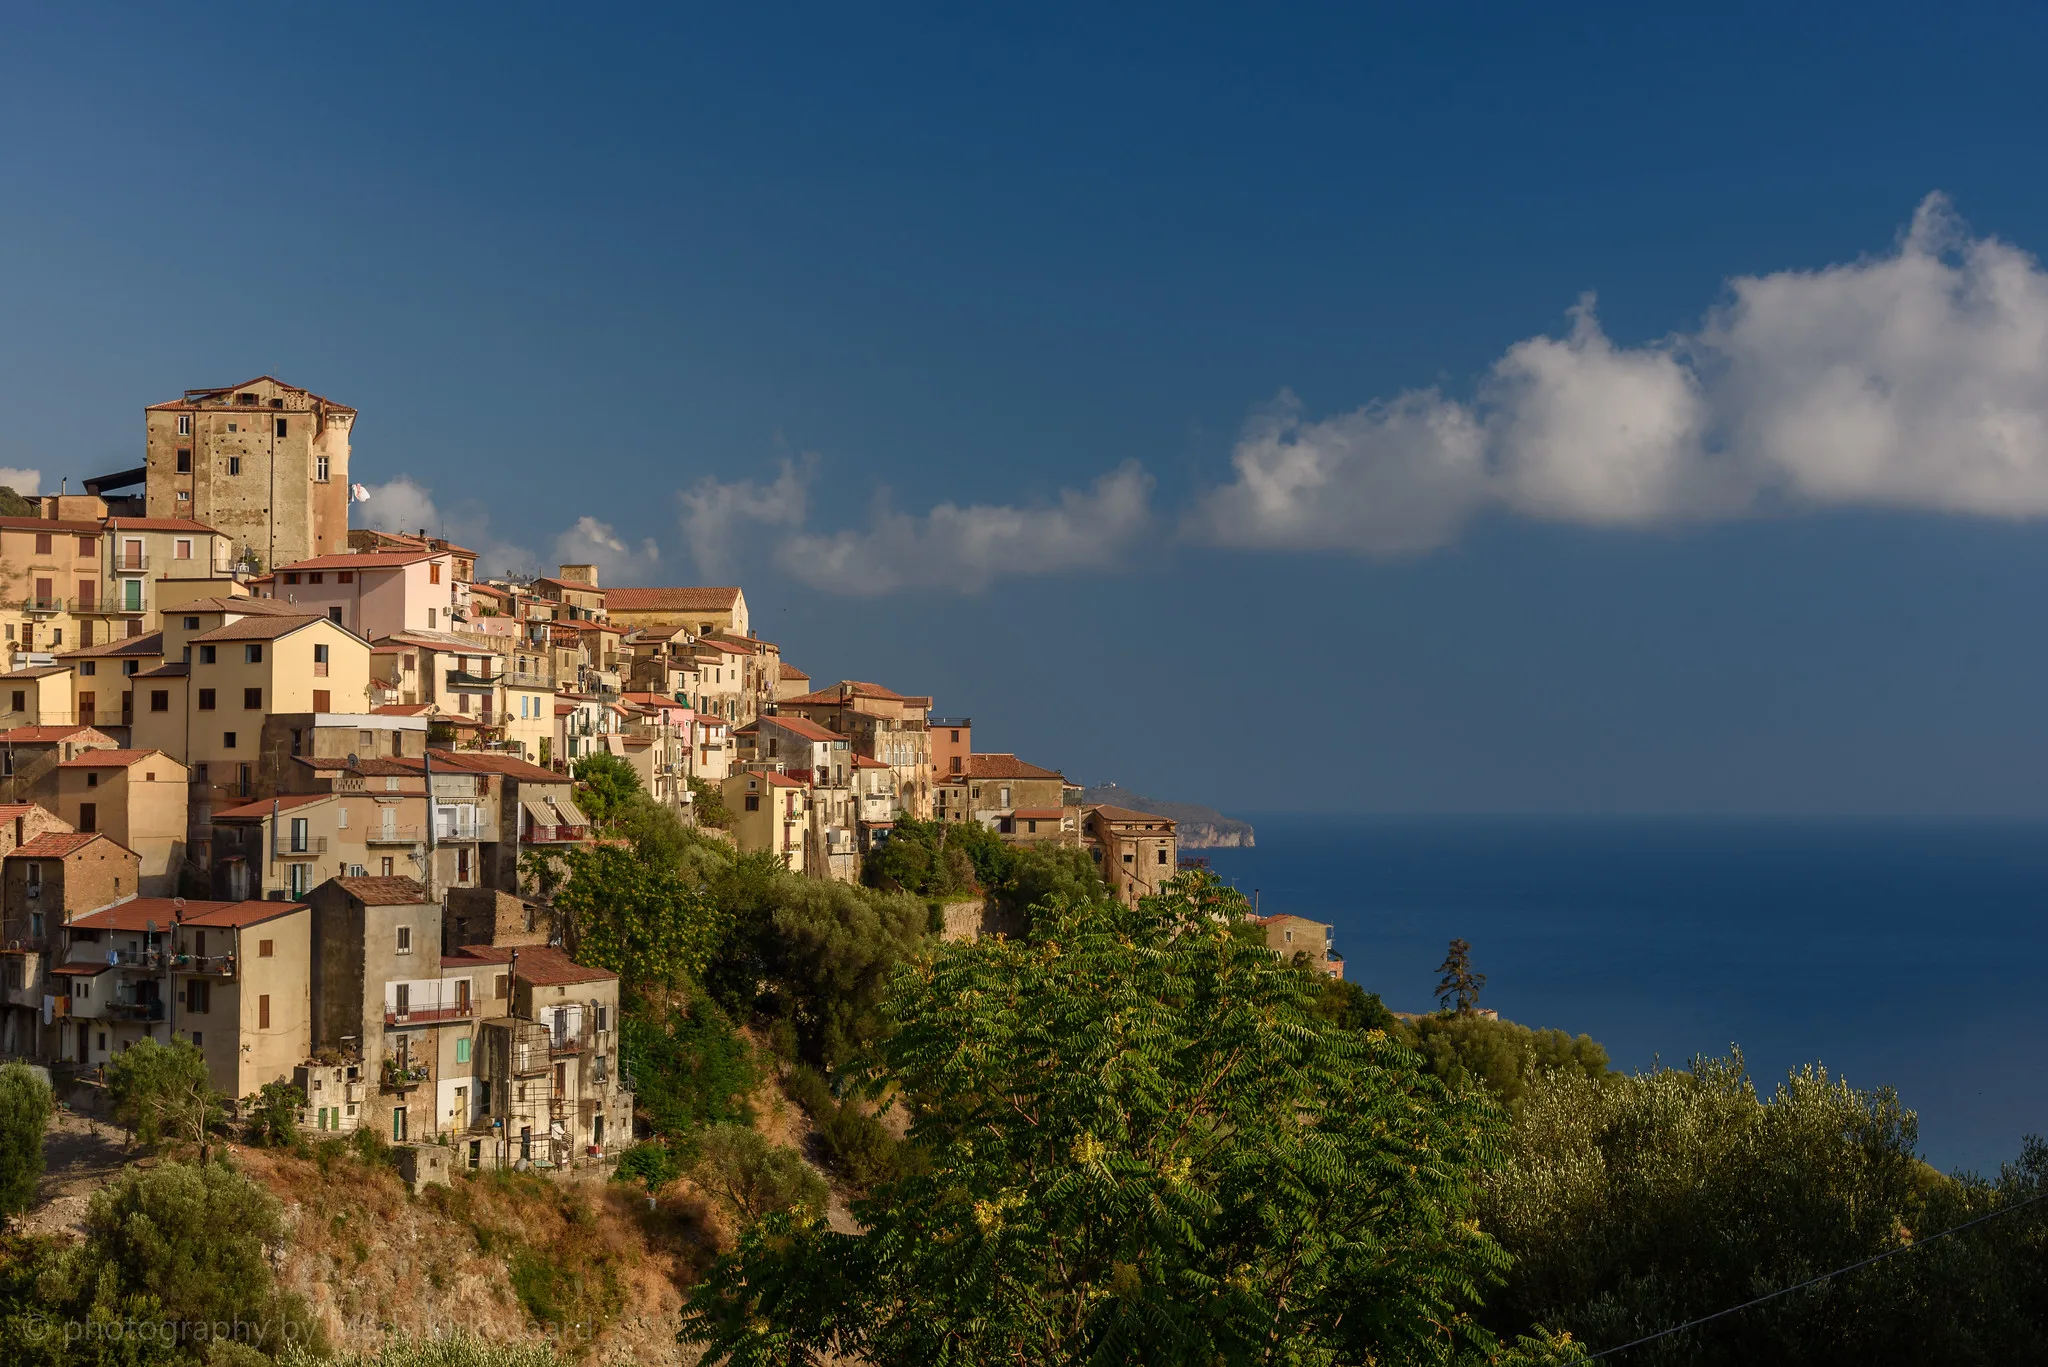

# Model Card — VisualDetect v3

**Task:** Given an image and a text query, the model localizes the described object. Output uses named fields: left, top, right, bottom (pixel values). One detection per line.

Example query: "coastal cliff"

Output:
left=1079, top=784, right=1255, bottom=849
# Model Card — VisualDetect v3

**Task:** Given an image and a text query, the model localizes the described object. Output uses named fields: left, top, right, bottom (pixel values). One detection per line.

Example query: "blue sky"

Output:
left=6, top=1, right=2048, bottom=814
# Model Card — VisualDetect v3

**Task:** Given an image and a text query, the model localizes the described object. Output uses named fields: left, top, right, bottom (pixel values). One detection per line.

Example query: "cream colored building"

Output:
left=723, top=769, right=810, bottom=872
left=50, top=749, right=189, bottom=895
left=143, top=376, right=354, bottom=571
left=604, top=585, right=748, bottom=638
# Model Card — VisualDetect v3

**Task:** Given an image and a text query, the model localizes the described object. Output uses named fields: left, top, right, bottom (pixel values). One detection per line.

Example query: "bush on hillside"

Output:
left=622, top=997, right=757, bottom=1142
left=0, top=1062, right=51, bottom=1224
left=784, top=1064, right=921, bottom=1190
left=691, top=1124, right=828, bottom=1227
left=1399, top=1013, right=1609, bottom=1109
left=107, top=1037, right=225, bottom=1149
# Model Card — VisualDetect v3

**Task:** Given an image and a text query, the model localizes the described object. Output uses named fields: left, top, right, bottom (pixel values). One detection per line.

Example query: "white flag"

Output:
left=350, top=482, right=371, bottom=503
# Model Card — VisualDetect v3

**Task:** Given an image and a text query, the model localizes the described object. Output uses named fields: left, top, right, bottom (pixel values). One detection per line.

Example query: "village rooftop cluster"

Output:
left=0, top=376, right=1334, bottom=1170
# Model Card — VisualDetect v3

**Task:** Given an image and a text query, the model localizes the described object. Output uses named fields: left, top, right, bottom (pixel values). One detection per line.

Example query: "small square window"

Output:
left=223, top=731, right=236, bottom=749
left=396, top=926, right=412, bottom=954
left=182, top=616, right=199, bottom=630
left=245, top=644, right=262, bottom=664
left=149, top=691, right=168, bottom=713
left=198, top=688, right=216, bottom=710
left=199, top=645, right=216, bottom=664
left=243, top=687, right=262, bottom=710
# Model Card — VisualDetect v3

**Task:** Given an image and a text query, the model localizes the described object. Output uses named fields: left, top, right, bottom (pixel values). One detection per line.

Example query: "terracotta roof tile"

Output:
left=0, top=725, right=114, bottom=743
left=12, top=831, right=127, bottom=859
left=453, top=943, right=617, bottom=986
left=963, top=753, right=1065, bottom=781
left=605, top=586, right=742, bottom=613
left=333, top=876, right=430, bottom=905
left=57, top=750, right=171, bottom=769
left=212, top=793, right=334, bottom=819
left=188, top=614, right=328, bottom=643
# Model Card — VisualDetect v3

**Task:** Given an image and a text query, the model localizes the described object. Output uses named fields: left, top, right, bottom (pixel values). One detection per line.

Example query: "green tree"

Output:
left=691, top=1123, right=828, bottom=1227
left=612, top=1141, right=683, bottom=1194
left=1401, top=1013, right=1608, bottom=1110
left=1436, top=936, right=1486, bottom=1015
left=1479, top=1053, right=2048, bottom=1364
left=572, top=751, right=642, bottom=824
left=281, top=1332, right=563, bottom=1366
left=754, top=876, right=929, bottom=1071
left=622, top=997, right=758, bottom=1139
left=1311, top=976, right=1400, bottom=1034
left=0, top=1061, right=52, bottom=1224
left=107, top=1038, right=225, bottom=1153
left=689, top=776, right=731, bottom=828
left=241, top=1079, right=305, bottom=1148
left=552, top=844, right=729, bottom=993
left=681, top=872, right=1509, bottom=1366
left=40, top=1159, right=322, bottom=1361
left=614, top=789, right=733, bottom=883
left=992, top=843, right=1107, bottom=922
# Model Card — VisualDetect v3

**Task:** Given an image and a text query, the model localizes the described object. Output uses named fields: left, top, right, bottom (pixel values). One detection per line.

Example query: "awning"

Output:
left=51, top=961, right=112, bottom=976
left=520, top=798, right=556, bottom=828
left=547, top=794, right=589, bottom=827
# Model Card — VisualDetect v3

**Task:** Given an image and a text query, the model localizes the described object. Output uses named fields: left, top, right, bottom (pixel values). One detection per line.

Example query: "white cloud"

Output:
left=0, top=468, right=41, bottom=496
left=1192, top=193, right=2048, bottom=554
left=774, top=462, right=1155, bottom=595
left=678, top=457, right=811, bottom=578
left=553, top=515, right=662, bottom=587
left=350, top=475, right=541, bottom=578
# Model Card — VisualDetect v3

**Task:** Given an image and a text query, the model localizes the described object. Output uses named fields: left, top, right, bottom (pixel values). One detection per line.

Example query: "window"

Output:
left=199, top=645, right=216, bottom=664
left=312, top=689, right=330, bottom=712
left=122, top=579, right=141, bottom=612
left=289, top=861, right=309, bottom=898
left=177, top=413, right=191, bottom=436
left=308, top=572, right=323, bottom=584
left=190, top=1032, right=202, bottom=1048
left=76, top=535, right=94, bottom=556
left=328, top=607, right=342, bottom=624
left=259, top=939, right=273, bottom=957
left=494, top=974, right=509, bottom=999
left=338, top=570, right=353, bottom=584
left=33, top=533, right=50, bottom=555
left=950, top=756, right=961, bottom=774
left=289, top=817, right=309, bottom=852
left=456, top=1038, right=471, bottom=1064
left=6, top=692, right=17, bottom=712
left=315, top=455, right=329, bottom=481
left=1157, top=849, right=1169, bottom=864
left=1122, top=852, right=1134, bottom=864
left=243, top=687, right=262, bottom=709
left=174, top=538, right=192, bottom=560
left=197, top=689, right=216, bottom=710
left=80, top=661, right=95, bottom=677
left=123, top=660, right=137, bottom=677
left=175, top=447, right=192, bottom=472
left=259, top=994, right=271, bottom=1029
left=228, top=456, right=241, bottom=476
left=223, top=731, right=236, bottom=749
left=396, top=925, right=412, bottom=954
left=275, top=417, right=288, bottom=438
left=951, top=729, right=960, bottom=742
left=381, top=857, right=394, bottom=876
left=237, top=392, right=257, bottom=405
left=187, top=980, right=209, bottom=1014
left=177, top=491, right=189, bottom=502
left=283, top=573, right=299, bottom=585
left=78, top=803, right=96, bottom=832
left=182, top=616, right=199, bottom=630
left=149, top=691, right=168, bottom=713
left=744, top=794, right=760, bottom=812
left=314, top=643, right=329, bottom=673
left=245, top=644, right=262, bottom=663
left=85, top=771, right=98, bottom=788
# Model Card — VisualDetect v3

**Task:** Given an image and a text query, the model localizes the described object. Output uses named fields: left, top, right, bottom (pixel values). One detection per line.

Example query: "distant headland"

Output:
left=1077, top=784, right=1256, bottom=849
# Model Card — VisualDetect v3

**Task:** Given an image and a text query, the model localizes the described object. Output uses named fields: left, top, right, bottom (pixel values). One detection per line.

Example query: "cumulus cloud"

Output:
left=350, top=475, right=541, bottom=578
left=553, top=515, right=662, bottom=587
left=1191, top=193, right=2048, bottom=554
left=0, top=468, right=41, bottom=496
left=678, top=457, right=811, bottom=577
left=772, top=462, right=1155, bottom=595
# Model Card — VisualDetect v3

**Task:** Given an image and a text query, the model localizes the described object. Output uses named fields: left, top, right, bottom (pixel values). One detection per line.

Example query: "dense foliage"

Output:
left=570, top=751, right=641, bottom=823
left=1482, top=1056, right=2048, bottom=1364
left=692, top=1124, right=830, bottom=1227
left=782, top=1064, right=918, bottom=1190
left=241, top=1080, right=305, bottom=1149
left=622, top=997, right=758, bottom=1141
left=282, top=1334, right=562, bottom=1367
left=861, top=816, right=1108, bottom=924
left=682, top=872, right=1515, bottom=1366
left=0, top=1062, right=51, bottom=1223
left=3, top=1158, right=322, bottom=1364
left=689, top=776, right=732, bottom=828
left=107, top=1038, right=223, bottom=1150
left=552, top=844, right=730, bottom=993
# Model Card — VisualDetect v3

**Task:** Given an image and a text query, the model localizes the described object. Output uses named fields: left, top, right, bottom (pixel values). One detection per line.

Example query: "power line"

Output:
left=1587, top=1188, right=2048, bottom=1360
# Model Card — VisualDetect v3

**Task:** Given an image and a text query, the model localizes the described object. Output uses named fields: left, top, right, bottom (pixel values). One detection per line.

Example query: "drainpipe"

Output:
left=423, top=748, right=436, bottom=904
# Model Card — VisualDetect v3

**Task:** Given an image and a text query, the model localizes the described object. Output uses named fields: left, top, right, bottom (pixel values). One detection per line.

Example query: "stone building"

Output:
left=1083, top=805, right=1180, bottom=906
left=140, top=376, right=355, bottom=571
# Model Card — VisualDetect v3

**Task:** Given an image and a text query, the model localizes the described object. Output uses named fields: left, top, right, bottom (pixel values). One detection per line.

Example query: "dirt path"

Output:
left=22, top=1106, right=131, bottom=1241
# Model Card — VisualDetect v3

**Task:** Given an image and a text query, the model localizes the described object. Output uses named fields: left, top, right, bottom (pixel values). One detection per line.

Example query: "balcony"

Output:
left=549, top=1094, right=569, bottom=1123
left=385, top=1002, right=477, bottom=1026
left=274, top=836, right=328, bottom=859
left=106, top=1000, right=165, bottom=1022
left=111, top=948, right=164, bottom=969
left=117, top=549, right=149, bottom=572
left=172, top=954, right=235, bottom=977
left=444, top=669, right=501, bottom=689
left=520, top=823, right=587, bottom=844
left=365, top=826, right=426, bottom=845
left=381, top=1058, right=431, bottom=1091
left=22, top=597, right=63, bottom=616
left=434, top=821, right=485, bottom=843
left=506, top=669, right=553, bottom=689
left=548, top=1021, right=589, bottom=1056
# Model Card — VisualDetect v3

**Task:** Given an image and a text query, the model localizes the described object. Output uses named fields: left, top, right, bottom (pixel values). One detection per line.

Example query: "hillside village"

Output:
left=0, top=375, right=1338, bottom=1170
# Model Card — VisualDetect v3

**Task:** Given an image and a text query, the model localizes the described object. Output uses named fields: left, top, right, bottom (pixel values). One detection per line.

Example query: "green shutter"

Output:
left=456, top=1038, right=471, bottom=1064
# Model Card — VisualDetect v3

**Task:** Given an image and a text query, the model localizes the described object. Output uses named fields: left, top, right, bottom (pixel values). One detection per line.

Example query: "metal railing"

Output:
left=381, top=1058, right=431, bottom=1090
left=506, top=669, right=553, bottom=689
left=445, top=669, right=501, bottom=689
left=22, top=597, right=63, bottom=615
left=385, top=1002, right=477, bottom=1025
left=275, top=836, right=328, bottom=858
left=107, top=1000, right=165, bottom=1022
left=520, top=823, right=587, bottom=844
left=365, top=826, right=427, bottom=845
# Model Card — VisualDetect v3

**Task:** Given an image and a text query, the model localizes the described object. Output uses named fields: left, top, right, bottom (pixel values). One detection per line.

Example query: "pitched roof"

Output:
left=0, top=516, right=109, bottom=534
left=11, top=831, right=130, bottom=859
left=1087, top=804, right=1179, bottom=828
left=0, top=666, right=70, bottom=680
left=212, top=792, right=335, bottom=820
left=604, top=586, right=742, bottom=613
left=135, top=663, right=190, bottom=679
left=426, top=751, right=564, bottom=783
left=282, top=550, right=441, bottom=571
left=779, top=662, right=810, bottom=680
left=145, top=376, right=355, bottom=413
left=57, top=749, right=173, bottom=770
left=171, top=596, right=306, bottom=616
left=692, top=637, right=752, bottom=656
left=188, top=614, right=327, bottom=643
left=452, top=943, right=617, bottom=986
left=0, top=725, right=112, bottom=744
left=333, top=876, right=430, bottom=905
left=101, top=518, right=221, bottom=533
left=758, top=713, right=840, bottom=743
left=58, top=632, right=165, bottom=660
left=781, top=680, right=932, bottom=707
left=852, top=754, right=889, bottom=769
left=963, top=753, right=1065, bottom=781
left=71, top=896, right=305, bottom=931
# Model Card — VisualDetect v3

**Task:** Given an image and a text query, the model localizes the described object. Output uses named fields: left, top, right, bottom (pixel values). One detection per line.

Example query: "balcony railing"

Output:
left=118, top=551, right=149, bottom=572
left=111, top=948, right=164, bottom=969
left=506, top=669, right=553, bottom=689
left=274, top=836, right=328, bottom=858
left=22, top=597, right=63, bottom=616
left=445, top=670, right=500, bottom=689
left=435, top=820, right=485, bottom=842
left=106, top=1000, right=165, bottom=1022
left=385, top=1002, right=477, bottom=1025
left=548, top=1021, right=589, bottom=1055
left=172, top=954, right=236, bottom=977
left=365, top=826, right=427, bottom=845
left=521, top=823, right=587, bottom=844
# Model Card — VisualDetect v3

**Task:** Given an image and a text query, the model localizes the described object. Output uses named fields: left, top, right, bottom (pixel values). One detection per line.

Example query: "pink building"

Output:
left=266, top=548, right=468, bottom=640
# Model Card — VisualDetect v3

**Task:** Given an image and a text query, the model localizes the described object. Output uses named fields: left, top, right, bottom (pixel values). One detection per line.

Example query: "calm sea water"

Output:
left=1200, top=816, right=2048, bottom=1176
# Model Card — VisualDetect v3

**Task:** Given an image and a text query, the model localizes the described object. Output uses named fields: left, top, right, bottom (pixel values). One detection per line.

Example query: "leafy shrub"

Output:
left=0, top=1062, right=51, bottom=1222
left=570, top=751, right=641, bottom=823
left=692, top=1123, right=828, bottom=1226
left=688, top=776, right=731, bottom=828
left=622, top=997, right=757, bottom=1141
left=784, top=1064, right=919, bottom=1190
left=241, top=1079, right=306, bottom=1148
left=1310, top=978, right=1399, bottom=1034
left=1399, top=1012, right=1608, bottom=1109
left=612, top=1140, right=683, bottom=1194
left=282, top=1330, right=564, bottom=1365
left=107, top=1037, right=224, bottom=1148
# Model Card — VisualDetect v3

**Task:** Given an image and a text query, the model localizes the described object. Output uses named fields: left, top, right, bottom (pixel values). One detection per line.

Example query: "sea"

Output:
left=1199, top=816, right=2048, bottom=1176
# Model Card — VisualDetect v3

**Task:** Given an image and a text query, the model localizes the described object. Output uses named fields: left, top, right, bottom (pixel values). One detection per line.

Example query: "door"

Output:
left=392, top=1107, right=407, bottom=1143
left=455, top=979, right=471, bottom=1014
left=78, top=693, right=94, bottom=726
left=77, top=1023, right=89, bottom=1062
left=553, top=1061, right=566, bottom=1099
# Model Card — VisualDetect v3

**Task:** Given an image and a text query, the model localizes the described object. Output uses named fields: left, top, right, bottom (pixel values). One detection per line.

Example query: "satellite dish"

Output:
left=346, top=753, right=360, bottom=767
